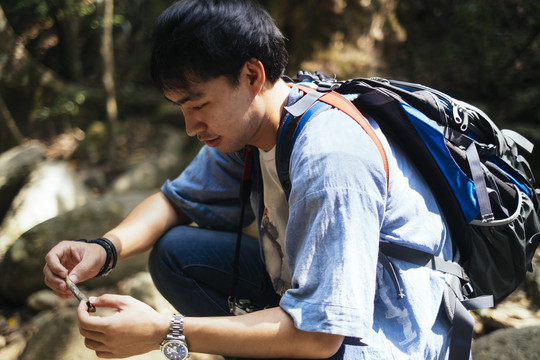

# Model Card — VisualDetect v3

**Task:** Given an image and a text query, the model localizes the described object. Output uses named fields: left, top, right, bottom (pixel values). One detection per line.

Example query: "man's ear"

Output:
left=242, top=58, right=266, bottom=95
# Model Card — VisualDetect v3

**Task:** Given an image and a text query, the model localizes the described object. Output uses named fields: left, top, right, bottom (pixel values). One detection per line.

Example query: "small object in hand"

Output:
left=65, top=276, right=96, bottom=313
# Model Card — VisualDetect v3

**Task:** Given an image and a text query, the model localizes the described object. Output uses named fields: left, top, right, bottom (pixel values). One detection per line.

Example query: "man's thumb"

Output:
left=69, top=259, right=97, bottom=284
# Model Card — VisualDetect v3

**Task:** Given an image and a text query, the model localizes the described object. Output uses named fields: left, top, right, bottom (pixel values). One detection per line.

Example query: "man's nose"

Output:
left=184, top=115, right=206, bottom=137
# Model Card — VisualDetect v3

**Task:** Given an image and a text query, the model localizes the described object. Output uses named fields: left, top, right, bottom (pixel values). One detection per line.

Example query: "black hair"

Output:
left=150, top=0, right=288, bottom=91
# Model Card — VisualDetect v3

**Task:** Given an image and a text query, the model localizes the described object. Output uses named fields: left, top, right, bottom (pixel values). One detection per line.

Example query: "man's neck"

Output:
left=254, top=79, right=291, bottom=152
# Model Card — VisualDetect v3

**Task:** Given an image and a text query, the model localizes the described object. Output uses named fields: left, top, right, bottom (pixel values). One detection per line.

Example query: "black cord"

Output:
left=228, top=146, right=253, bottom=314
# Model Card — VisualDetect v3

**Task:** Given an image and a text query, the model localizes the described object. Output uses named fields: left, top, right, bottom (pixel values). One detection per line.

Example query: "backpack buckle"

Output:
left=317, top=81, right=340, bottom=92
left=462, top=282, right=474, bottom=297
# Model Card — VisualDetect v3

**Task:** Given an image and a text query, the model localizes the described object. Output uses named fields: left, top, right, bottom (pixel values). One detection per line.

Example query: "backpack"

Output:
left=273, top=71, right=540, bottom=359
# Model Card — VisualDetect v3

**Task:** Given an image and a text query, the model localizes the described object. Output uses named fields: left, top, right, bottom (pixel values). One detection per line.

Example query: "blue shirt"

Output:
left=162, top=87, right=453, bottom=359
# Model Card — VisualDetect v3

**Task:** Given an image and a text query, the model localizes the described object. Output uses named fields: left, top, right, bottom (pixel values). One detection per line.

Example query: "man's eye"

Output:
left=193, top=103, right=207, bottom=111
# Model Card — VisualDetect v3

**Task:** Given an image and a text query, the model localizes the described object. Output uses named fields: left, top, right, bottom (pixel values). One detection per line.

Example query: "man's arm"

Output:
left=185, top=306, right=344, bottom=359
left=44, top=191, right=188, bottom=295
left=103, top=191, right=190, bottom=262
left=78, top=295, right=344, bottom=359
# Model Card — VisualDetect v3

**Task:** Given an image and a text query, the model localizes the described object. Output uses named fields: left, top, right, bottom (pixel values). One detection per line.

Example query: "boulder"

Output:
left=0, top=141, right=46, bottom=222
left=117, top=272, right=176, bottom=313
left=472, top=326, right=540, bottom=360
left=0, top=191, right=153, bottom=304
left=111, top=126, right=200, bottom=194
left=0, top=160, right=90, bottom=259
left=526, top=251, right=540, bottom=306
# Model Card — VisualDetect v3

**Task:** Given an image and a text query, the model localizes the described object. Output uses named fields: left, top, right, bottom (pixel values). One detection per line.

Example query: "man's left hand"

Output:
left=77, top=294, right=170, bottom=358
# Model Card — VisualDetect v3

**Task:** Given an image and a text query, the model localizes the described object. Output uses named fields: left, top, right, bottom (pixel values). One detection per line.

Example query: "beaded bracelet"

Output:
left=75, top=237, right=118, bottom=276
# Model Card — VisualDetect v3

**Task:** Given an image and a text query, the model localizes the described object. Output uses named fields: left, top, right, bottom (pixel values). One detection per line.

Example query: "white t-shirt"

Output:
left=258, top=146, right=290, bottom=295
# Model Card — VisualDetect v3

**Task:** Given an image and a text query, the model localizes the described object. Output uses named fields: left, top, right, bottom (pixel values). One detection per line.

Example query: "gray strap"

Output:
left=284, top=90, right=326, bottom=117
left=502, top=129, right=534, bottom=154
left=466, top=143, right=494, bottom=222
left=462, top=295, right=494, bottom=310
left=443, top=276, right=475, bottom=360
left=379, top=242, right=467, bottom=281
left=448, top=296, right=475, bottom=360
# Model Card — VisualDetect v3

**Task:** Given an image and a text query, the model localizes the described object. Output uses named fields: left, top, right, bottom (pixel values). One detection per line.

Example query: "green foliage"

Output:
left=1, top=0, right=538, bottom=161
left=35, top=92, right=86, bottom=122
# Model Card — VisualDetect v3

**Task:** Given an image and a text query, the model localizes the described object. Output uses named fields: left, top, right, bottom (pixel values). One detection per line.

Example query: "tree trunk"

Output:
left=100, top=0, right=119, bottom=161
left=0, top=95, right=24, bottom=151
left=54, top=0, right=83, bottom=82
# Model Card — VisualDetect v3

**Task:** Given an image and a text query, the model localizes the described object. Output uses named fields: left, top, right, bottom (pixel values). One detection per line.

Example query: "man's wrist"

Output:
left=74, top=237, right=117, bottom=276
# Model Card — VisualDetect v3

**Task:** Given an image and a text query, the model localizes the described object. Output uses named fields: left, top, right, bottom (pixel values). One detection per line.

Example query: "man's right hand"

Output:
left=43, top=240, right=107, bottom=298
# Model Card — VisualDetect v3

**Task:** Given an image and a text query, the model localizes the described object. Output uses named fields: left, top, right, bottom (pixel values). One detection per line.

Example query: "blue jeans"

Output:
left=149, top=225, right=280, bottom=316
left=148, top=225, right=345, bottom=360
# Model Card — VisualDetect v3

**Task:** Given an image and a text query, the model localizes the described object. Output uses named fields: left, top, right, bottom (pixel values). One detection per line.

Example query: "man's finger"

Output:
left=80, top=327, right=107, bottom=344
left=43, top=265, right=73, bottom=297
left=88, top=294, right=131, bottom=309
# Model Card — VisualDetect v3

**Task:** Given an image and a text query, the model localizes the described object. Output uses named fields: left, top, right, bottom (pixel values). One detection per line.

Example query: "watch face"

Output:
left=162, top=340, right=189, bottom=360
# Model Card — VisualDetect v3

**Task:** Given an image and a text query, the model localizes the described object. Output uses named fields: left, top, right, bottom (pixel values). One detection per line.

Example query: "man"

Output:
left=43, top=0, right=454, bottom=359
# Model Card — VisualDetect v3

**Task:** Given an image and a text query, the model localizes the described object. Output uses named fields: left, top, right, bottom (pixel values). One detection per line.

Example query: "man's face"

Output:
left=164, top=75, right=267, bottom=153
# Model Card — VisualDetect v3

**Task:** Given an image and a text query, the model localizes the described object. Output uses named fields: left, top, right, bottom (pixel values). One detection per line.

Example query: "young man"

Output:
left=43, top=0, right=454, bottom=359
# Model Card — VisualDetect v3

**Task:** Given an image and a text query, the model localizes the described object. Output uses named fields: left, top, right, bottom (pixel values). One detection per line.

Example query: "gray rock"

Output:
left=20, top=308, right=95, bottom=360
left=472, top=326, right=540, bottom=360
left=0, top=191, right=153, bottom=304
left=19, top=277, right=222, bottom=360
left=117, top=271, right=176, bottom=313
left=526, top=253, right=540, bottom=306
left=0, top=141, right=46, bottom=223
left=0, top=338, right=26, bottom=360
left=111, top=126, right=200, bottom=194
left=0, top=160, right=90, bottom=259
left=26, top=289, right=63, bottom=312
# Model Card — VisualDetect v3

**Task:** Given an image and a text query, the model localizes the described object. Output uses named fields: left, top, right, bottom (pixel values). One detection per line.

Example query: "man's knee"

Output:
left=148, top=226, right=191, bottom=280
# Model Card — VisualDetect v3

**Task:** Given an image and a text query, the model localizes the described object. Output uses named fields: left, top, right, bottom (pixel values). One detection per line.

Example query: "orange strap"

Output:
left=292, top=84, right=390, bottom=192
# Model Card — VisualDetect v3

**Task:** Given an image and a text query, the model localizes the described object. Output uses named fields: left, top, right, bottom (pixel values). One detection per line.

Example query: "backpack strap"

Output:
left=277, top=83, right=389, bottom=199
left=379, top=241, right=494, bottom=360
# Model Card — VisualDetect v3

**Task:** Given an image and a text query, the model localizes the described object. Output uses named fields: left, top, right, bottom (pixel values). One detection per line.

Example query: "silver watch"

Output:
left=160, top=314, right=189, bottom=360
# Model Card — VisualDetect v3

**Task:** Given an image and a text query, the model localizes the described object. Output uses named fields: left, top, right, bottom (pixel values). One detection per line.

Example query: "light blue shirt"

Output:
left=162, top=87, right=453, bottom=359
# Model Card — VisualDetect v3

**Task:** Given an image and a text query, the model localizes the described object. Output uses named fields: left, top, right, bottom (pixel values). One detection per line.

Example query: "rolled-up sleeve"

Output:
left=161, top=146, right=255, bottom=231
left=279, top=108, right=388, bottom=338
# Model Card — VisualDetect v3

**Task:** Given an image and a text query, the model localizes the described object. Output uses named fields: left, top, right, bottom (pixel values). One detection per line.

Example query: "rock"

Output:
left=111, top=127, right=200, bottom=194
left=19, top=275, right=222, bottom=360
left=0, top=191, right=153, bottom=304
left=20, top=308, right=94, bottom=360
left=478, top=298, right=540, bottom=331
left=526, top=251, right=540, bottom=306
left=472, top=326, right=540, bottom=360
left=26, top=289, right=63, bottom=312
left=0, top=160, right=90, bottom=259
left=117, top=272, right=176, bottom=313
left=0, top=141, right=46, bottom=222
left=0, top=338, right=26, bottom=360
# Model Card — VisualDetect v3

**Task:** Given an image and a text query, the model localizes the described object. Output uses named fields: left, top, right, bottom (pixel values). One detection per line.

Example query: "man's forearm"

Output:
left=184, top=307, right=344, bottom=359
left=103, top=192, right=190, bottom=261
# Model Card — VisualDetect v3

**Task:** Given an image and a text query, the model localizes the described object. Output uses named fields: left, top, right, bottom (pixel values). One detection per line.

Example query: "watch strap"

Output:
left=166, top=314, right=185, bottom=341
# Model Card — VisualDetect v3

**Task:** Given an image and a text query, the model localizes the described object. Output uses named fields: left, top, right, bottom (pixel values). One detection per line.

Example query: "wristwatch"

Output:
left=160, top=314, right=189, bottom=360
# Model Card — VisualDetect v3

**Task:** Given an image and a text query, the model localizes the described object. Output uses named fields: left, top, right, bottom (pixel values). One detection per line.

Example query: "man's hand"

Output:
left=43, top=240, right=106, bottom=298
left=77, top=294, right=170, bottom=359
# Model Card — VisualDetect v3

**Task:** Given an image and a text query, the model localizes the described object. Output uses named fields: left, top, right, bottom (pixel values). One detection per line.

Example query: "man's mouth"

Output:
left=200, top=136, right=222, bottom=147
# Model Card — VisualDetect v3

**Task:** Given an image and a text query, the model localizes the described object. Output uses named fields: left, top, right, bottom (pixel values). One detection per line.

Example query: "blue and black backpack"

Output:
left=274, top=71, right=540, bottom=359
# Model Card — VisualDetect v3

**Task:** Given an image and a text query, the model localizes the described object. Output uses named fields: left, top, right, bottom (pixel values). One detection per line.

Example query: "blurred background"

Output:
left=0, top=1, right=539, bottom=359
left=1, top=0, right=539, bottom=167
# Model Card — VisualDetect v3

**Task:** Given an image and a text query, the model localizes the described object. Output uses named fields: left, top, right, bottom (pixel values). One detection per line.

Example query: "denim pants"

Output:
left=148, top=225, right=280, bottom=316
left=148, top=225, right=346, bottom=360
